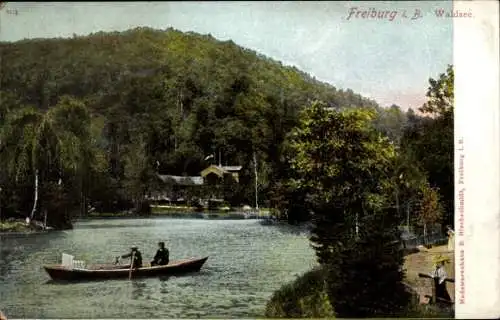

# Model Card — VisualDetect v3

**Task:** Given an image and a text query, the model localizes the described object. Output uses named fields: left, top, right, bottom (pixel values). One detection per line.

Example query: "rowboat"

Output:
left=44, top=256, right=209, bottom=281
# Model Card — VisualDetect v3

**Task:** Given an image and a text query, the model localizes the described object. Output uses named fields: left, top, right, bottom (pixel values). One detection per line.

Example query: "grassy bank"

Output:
left=265, top=267, right=334, bottom=318
left=0, top=220, right=35, bottom=233
left=0, top=220, right=31, bottom=232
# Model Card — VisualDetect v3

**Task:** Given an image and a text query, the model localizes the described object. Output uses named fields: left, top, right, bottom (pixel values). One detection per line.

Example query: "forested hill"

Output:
left=0, top=27, right=387, bottom=171
left=0, top=27, right=406, bottom=217
left=1, top=27, right=378, bottom=112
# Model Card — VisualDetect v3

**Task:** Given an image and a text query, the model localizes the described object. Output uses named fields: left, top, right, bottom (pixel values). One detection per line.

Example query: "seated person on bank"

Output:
left=116, top=246, right=143, bottom=268
left=151, top=241, right=169, bottom=266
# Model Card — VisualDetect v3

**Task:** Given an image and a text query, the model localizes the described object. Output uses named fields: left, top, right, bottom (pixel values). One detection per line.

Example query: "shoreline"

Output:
left=85, top=207, right=274, bottom=220
left=0, top=220, right=59, bottom=235
left=1, top=210, right=279, bottom=234
left=0, top=230, right=52, bottom=236
left=81, top=212, right=277, bottom=221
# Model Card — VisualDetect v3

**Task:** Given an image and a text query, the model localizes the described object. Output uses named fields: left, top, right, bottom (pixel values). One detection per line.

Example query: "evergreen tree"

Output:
left=288, top=101, right=411, bottom=317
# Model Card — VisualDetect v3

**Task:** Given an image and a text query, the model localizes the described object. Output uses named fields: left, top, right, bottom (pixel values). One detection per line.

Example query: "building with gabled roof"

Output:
left=148, top=164, right=242, bottom=205
left=200, top=165, right=242, bottom=183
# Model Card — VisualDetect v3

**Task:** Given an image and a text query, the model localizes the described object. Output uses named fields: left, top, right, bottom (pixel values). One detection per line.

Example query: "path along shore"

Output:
left=404, top=245, right=455, bottom=304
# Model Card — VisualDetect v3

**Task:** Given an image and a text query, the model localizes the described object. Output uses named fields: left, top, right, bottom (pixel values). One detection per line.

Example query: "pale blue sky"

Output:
left=0, top=1, right=453, bottom=110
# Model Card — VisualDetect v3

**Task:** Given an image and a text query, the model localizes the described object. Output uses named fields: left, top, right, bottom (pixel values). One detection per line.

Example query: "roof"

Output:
left=200, top=165, right=242, bottom=178
left=157, top=174, right=204, bottom=186
left=219, top=165, right=242, bottom=172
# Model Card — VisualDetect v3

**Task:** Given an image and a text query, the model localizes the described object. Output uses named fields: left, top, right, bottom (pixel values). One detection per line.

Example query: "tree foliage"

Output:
left=0, top=96, right=92, bottom=228
left=400, top=65, right=454, bottom=228
left=414, top=182, right=444, bottom=242
left=0, top=27, right=385, bottom=222
left=287, top=102, right=410, bottom=317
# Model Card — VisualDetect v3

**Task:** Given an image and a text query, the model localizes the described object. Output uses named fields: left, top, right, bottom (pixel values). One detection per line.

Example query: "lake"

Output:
left=0, top=218, right=316, bottom=318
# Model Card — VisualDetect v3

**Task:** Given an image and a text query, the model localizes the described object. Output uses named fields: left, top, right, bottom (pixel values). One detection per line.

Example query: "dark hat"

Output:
left=158, top=241, right=165, bottom=247
left=131, top=246, right=138, bottom=250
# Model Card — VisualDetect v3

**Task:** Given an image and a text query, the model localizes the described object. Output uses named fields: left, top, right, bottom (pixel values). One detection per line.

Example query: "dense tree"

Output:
left=373, top=104, right=408, bottom=143
left=287, top=102, right=410, bottom=317
left=0, top=96, right=92, bottom=228
left=400, top=65, right=454, bottom=228
left=414, top=182, right=444, bottom=243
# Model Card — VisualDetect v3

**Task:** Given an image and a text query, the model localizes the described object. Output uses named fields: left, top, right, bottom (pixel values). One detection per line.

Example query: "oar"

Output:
left=128, top=251, right=135, bottom=280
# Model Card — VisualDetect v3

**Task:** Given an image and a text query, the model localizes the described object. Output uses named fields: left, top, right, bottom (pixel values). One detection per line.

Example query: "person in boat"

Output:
left=116, top=246, right=143, bottom=268
left=151, top=241, right=169, bottom=266
left=430, top=255, right=452, bottom=303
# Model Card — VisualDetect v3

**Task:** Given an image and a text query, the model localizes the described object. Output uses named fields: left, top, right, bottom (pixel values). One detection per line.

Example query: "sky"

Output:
left=0, top=1, right=453, bottom=110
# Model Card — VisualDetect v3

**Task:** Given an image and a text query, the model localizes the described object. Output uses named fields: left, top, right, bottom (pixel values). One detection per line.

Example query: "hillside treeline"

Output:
left=0, top=28, right=452, bottom=232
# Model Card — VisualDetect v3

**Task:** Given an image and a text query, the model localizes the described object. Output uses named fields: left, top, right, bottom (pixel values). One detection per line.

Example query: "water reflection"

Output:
left=75, top=223, right=159, bottom=230
left=0, top=250, right=15, bottom=279
left=1, top=218, right=316, bottom=318
left=131, top=280, right=147, bottom=299
left=272, top=223, right=312, bottom=237
left=159, top=275, right=171, bottom=282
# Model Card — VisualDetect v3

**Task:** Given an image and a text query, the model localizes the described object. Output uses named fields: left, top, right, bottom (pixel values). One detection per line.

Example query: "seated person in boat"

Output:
left=116, top=246, right=143, bottom=268
left=151, top=241, right=169, bottom=266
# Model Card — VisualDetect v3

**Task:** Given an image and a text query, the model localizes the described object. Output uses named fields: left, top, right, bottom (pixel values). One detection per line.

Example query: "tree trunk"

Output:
left=253, top=151, right=259, bottom=211
left=395, top=188, right=400, bottom=220
left=43, top=209, right=48, bottom=229
left=423, top=223, right=428, bottom=245
left=80, top=167, right=89, bottom=218
left=29, top=169, right=39, bottom=220
left=80, top=190, right=86, bottom=218
left=355, top=212, right=359, bottom=238
left=406, top=202, right=410, bottom=230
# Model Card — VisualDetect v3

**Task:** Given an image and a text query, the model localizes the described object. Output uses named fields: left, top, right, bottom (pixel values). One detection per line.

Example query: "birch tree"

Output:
left=0, top=96, right=92, bottom=227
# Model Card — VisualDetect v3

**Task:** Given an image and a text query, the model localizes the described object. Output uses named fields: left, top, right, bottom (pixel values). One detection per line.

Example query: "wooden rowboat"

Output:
left=44, top=256, right=209, bottom=281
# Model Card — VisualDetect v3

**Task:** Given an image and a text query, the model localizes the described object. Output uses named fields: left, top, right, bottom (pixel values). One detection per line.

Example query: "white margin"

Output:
left=454, top=0, right=500, bottom=318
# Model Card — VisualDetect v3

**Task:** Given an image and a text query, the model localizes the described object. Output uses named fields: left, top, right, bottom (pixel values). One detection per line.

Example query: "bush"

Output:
left=0, top=220, right=31, bottom=232
left=207, top=199, right=220, bottom=211
left=316, top=211, right=412, bottom=318
left=404, top=300, right=454, bottom=318
left=265, top=267, right=334, bottom=318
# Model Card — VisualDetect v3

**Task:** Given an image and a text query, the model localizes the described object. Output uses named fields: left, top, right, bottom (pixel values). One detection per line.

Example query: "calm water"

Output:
left=0, top=218, right=316, bottom=318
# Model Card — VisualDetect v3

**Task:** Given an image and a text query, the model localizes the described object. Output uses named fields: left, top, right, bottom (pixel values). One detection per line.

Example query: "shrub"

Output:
left=265, top=267, right=334, bottom=318
left=404, top=300, right=454, bottom=318
left=0, top=220, right=31, bottom=232
left=323, top=219, right=412, bottom=318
